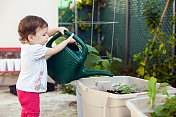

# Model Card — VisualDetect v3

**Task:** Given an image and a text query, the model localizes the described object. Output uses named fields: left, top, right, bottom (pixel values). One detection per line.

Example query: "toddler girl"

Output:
left=16, top=15, right=76, bottom=117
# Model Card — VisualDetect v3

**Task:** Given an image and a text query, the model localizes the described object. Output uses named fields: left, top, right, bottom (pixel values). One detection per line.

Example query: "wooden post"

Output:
left=125, top=0, right=130, bottom=64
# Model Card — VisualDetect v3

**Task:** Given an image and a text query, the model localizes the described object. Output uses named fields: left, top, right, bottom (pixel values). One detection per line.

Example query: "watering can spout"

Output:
left=76, top=68, right=114, bottom=78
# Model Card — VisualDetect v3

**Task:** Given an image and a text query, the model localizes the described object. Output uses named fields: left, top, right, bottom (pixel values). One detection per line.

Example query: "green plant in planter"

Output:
left=150, top=95, right=176, bottom=117
left=113, top=83, right=140, bottom=94
left=147, top=77, right=176, bottom=117
left=147, top=77, right=170, bottom=110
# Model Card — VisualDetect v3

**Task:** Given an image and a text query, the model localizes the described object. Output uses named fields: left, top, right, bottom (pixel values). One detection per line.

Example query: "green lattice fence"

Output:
left=58, top=0, right=74, bottom=31
left=129, top=0, right=173, bottom=61
left=58, top=0, right=174, bottom=62
left=101, top=0, right=127, bottom=58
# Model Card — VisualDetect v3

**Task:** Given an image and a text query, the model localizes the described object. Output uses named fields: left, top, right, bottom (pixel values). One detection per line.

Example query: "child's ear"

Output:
left=28, top=34, right=34, bottom=42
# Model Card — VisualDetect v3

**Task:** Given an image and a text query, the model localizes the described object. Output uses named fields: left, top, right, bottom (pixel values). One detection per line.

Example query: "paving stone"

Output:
left=0, top=86, right=77, bottom=117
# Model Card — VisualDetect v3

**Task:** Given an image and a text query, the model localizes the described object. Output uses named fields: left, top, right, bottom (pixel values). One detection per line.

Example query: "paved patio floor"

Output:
left=0, top=85, right=77, bottom=117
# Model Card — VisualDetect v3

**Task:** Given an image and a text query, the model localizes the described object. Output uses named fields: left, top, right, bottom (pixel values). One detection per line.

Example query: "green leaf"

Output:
left=113, top=83, right=139, bottom=94
left=156, top=0, right=159, bottom=3
left=147, top=100, right=151, bottom=104
left=159, top=89, right=168, bottom=95
left=84, top=54, right=101, bottom=70
left=152, top=72, right=156, bottom=77
left=94, top=65, right=101, bottom=70
left=112, top=57, right=123, bottom=62
left=101, top=60, right=110, bottom=68
left=106, top=51, right=111, bottom=58
left=144, top=74, right=150, bottom=80
left=137, top=66, right=145, bottom=76
left=140, top=61, right=145, bottom=66
left=169, top=62, right=173, bottom=69
left=147, top=77, right=157, bottom=95
left=160, top=82, right=171, bottom=87
left=163, top=49, right=166, bottom=54
left=151, top=96, right=176, bottom=116
left=55, top=36, right=66, bottom=45
left=86, top=44, right=99, bottom=54
left=149, top=28, right=155, bottom=34
left=159, top=43, right=164, bottom=50
left=147, top=77, right=157, bottom=110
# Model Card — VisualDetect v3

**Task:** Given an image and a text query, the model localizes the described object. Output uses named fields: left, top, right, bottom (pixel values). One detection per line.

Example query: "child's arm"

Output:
left=47, top=27, right=68, bottom=36
left=45, top=33, right=75, bottom=56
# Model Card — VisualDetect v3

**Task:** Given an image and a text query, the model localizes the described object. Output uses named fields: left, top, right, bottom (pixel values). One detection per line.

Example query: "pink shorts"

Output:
left=17, top=89, right=40, bottom=117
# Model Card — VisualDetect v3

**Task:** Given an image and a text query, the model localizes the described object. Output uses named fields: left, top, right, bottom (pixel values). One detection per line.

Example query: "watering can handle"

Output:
left=46, top=31, right=88, bottom=58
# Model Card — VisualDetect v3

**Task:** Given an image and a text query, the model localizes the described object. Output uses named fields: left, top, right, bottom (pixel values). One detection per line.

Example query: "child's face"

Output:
left=29, top=27, right=49, bottom=45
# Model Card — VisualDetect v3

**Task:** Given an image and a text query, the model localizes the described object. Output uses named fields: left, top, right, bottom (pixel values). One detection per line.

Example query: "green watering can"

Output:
left=46, top=31, right=113, bottom=84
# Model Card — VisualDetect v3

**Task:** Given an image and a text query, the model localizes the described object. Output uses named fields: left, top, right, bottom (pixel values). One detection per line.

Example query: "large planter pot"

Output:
left=76, top=76, right=176, bottom=117
left=126, top=95, right=170, bottom=117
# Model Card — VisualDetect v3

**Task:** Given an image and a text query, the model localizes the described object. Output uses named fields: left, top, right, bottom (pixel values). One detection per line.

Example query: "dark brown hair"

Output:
left=18, top=15, right=48, bottom=43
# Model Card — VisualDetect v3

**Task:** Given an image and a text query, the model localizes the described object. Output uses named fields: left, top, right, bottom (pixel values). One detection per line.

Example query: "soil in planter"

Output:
left=106, top=89, right=137, bottom=94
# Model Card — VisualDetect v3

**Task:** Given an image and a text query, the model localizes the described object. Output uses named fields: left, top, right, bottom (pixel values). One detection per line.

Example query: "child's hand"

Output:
left=67, top=33, right=76, bottom=43
left=58, top=27, right=69, bottom=35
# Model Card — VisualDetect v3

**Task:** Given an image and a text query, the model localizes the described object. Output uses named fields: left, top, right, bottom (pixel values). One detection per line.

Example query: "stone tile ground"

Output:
left=0, top=73, right=78, bottom=117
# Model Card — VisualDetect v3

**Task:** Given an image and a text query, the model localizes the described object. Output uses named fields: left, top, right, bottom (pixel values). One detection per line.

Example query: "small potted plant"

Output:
left=107, top=83, right=140, bottom=94
left=76, top=76, right=176, bottom=117
left=150, top=95, right=176, bottom=117
left=126, top=77, right=174, bottom=117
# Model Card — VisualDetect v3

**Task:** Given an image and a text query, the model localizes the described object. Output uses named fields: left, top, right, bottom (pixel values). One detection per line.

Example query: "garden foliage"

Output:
left=147, top=77, right=170, bottom=110
left=133, top=0, right=176, bottom=86
left=150, top=95, right=176, bottom=117
left=113, top=83, right=140, bottom=94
